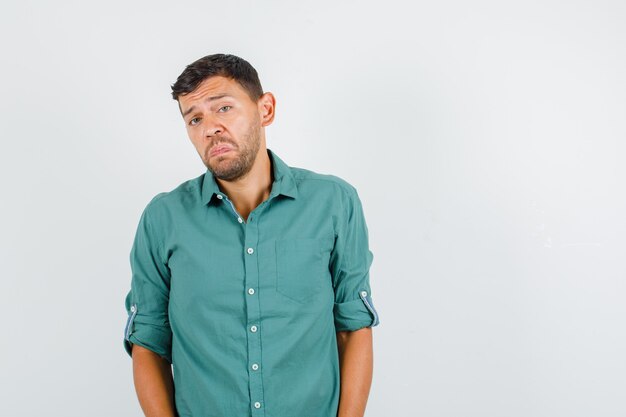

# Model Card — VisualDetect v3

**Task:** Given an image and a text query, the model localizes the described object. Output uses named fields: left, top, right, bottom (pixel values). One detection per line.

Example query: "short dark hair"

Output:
left=170, top=53, right=264, bottom=102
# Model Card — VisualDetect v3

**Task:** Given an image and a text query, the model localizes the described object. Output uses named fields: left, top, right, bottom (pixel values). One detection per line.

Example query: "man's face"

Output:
left=178, top=76, right=265, bottom=182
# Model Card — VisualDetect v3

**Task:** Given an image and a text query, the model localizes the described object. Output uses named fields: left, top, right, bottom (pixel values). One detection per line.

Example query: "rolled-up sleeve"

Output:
left=123, top=197, right=173, bottom=364
left=331, top=186, right=380, bottom=332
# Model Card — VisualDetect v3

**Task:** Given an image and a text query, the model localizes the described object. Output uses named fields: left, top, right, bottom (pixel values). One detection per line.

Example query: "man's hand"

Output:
left=336, top=327, right=374, bottom=417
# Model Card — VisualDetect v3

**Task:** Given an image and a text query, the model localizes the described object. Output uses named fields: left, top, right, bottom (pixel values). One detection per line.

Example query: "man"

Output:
left=123, top=53, right=380, bottom=417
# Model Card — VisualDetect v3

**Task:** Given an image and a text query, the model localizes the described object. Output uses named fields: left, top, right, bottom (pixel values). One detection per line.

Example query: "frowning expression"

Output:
left=178, top=75, right=270, bottom=181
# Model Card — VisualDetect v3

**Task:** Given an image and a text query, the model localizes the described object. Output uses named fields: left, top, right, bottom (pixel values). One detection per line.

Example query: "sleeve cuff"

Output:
left=123, top=331, right=173, bottom=365
left=123, top=303, right=173, bottom=364
left=333, top=290, right=380, bottom=331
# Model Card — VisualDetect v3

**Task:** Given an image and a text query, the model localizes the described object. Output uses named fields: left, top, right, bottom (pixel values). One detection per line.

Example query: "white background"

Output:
left=1, top=1, right=625, bottom=416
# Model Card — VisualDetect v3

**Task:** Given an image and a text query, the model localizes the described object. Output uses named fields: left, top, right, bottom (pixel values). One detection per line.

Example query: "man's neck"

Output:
left=216, top=149, right=273, bottom=221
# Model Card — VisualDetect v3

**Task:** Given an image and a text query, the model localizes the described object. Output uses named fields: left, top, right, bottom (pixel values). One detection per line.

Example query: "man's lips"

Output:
left=210, top=144, right=234, bottom=157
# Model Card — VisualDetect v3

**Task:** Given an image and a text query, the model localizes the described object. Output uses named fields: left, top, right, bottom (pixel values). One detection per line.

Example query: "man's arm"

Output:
left=336, top=327, right=373, bottom=417
left=132, top=344, right=177, bottom=417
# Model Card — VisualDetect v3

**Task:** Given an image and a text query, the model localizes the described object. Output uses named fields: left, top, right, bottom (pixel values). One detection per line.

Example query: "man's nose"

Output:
left=203, top=118, right=223, bottom=137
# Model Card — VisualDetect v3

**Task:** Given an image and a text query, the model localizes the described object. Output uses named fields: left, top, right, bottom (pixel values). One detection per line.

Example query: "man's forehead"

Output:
left=181, top=76, right=241, bottom=102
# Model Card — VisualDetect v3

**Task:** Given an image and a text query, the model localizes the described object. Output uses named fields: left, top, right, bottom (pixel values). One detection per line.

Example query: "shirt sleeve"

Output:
left=123, top=197, right=173, bottom=364
left=330, top=186, right=380, bottom=332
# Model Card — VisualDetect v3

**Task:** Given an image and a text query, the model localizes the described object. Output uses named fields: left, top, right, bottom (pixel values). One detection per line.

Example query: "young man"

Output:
left=123, top=53, right=380, bottom=417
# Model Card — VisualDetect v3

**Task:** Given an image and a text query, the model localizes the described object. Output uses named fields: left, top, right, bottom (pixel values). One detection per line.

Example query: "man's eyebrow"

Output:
left=181, top=94, right=233, bottom=117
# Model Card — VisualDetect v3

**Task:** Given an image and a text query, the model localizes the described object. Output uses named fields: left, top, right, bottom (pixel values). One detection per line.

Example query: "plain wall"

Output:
left=1, top=0, right=625, bottom=416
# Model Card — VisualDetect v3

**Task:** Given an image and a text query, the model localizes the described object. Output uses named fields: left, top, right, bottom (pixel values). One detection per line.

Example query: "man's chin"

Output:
left=207, top=162, right=242, bottom=180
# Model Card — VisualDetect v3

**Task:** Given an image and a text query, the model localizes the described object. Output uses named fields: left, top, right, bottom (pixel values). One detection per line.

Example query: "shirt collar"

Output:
left=201, top=147, right=298, bottom=206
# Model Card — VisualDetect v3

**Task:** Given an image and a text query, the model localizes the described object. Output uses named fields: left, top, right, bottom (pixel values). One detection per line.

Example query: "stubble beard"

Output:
left=204, top=118, right=262, bottom=182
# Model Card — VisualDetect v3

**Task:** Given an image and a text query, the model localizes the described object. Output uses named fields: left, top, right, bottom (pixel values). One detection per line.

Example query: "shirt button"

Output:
left=247, top=247, right=254, bottom=254
left=248, top=288, right=255, bottom=295
left=216, top=194, right=223, bottom=200
left=130, top=305, right=136, bottom=313
left=254, top=402, right=261, bottom=409
left=250, top=325, right=257, bottom=332
left=251, top=363, right=259, bottom=370
left=361, top=290, right=368, bottom=297
left=238, top=217, right=243, bottom=223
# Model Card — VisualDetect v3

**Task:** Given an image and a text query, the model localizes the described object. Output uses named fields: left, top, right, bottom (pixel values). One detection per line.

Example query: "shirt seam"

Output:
left=291, top=175, right=357, bottom=195
left=145, top=199, right=167, bottom=260
left=334, top=185, right=358, bottom=293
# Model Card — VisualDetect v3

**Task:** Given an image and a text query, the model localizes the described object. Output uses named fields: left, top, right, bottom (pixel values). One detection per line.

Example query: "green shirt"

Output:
left=123, top=148, right=380, bottom=417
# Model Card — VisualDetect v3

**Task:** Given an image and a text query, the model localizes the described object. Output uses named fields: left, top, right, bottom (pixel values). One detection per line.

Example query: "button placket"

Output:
left=217, top=193, right=247, bottom=225
left=242, top=200, right=267, bottom=416
left=217, top=190, right=267, bottom=413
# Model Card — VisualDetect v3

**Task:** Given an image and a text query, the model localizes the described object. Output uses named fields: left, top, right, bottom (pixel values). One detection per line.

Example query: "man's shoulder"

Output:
left=143, top=172, right=205, bottom=212
left=289, top=165, right=358, bottom=197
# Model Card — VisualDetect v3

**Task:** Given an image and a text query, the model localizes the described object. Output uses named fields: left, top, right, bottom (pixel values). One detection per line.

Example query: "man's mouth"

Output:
left=210, top=144, right=234, bottom=157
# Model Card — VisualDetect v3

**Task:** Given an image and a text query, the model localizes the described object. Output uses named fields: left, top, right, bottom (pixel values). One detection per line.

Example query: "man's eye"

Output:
left=219, top=106, right=232, bottom=112
left=189, top=117, right=201, bottom=126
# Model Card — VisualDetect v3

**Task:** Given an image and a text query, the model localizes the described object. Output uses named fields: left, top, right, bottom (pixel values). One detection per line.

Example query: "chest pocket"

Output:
left=275, top=237, right=332, bottom=303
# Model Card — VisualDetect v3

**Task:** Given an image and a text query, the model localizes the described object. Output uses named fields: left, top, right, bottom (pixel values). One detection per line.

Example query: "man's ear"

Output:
left=258, top=92, right=276, bottom=127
